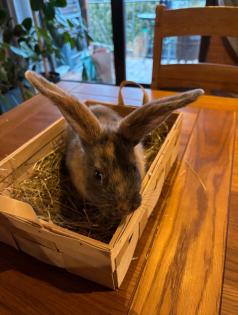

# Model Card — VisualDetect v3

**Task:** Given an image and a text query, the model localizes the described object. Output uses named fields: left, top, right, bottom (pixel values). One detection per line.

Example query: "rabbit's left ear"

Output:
left=25, top=71, right=101, bottom=143
left=117, top=89, right=204, bottom=145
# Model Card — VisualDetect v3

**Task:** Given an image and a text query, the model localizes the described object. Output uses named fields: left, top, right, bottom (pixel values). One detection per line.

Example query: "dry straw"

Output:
left=8, top=123, right=169, bottom=243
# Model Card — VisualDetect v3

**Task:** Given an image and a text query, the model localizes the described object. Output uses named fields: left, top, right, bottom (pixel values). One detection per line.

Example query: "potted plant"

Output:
left=41, top=0, right=95, bottom=82
left=13, top=0, right=94, bottom=82
left=28, top=0, right=71, bottom=82
left=0, top=7, right=34, bottom=113
left=0, top=0, right=95, bottom=113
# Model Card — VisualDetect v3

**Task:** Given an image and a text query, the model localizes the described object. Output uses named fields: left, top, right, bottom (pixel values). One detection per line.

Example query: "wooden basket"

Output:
left=0, top=82, right=182, bottom=289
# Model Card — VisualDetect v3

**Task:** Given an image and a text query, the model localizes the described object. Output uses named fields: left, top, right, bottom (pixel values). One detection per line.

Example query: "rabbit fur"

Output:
left=25, top=71, right=204, bottom=218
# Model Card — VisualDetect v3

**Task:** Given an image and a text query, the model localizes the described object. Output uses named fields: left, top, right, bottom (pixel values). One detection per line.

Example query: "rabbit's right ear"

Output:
left=118, top=89, right=204, bottom=145
left=25, top=71, right=101, bottom=143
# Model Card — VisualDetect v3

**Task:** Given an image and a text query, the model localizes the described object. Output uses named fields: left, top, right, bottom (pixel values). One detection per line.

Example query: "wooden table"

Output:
left=0, top=82, right=237, bottom=315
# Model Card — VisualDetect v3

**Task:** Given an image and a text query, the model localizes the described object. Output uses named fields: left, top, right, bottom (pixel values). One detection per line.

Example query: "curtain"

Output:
left=218, top=0, right=238, bottom=57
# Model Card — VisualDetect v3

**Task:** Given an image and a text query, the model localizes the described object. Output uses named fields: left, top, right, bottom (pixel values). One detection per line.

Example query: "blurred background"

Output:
left=0, top=0, right=215, bottom=113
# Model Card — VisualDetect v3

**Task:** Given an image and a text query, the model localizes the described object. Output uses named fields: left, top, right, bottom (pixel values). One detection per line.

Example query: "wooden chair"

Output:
left=152, top=5, right=238, bottom=94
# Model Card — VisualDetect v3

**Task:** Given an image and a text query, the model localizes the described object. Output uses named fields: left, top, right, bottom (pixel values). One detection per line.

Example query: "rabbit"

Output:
left=25, top=71, right=204, bottom=218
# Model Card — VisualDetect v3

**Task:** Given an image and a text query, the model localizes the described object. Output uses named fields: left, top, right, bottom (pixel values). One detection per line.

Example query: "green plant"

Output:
left=10, top=0, right=94, bottom=80
left=48, top=9, right=94, bottom=80
left=0, top=6, right=34, bottom=106
left=0, top=0, right=95, bottom=107
left=29, top=0, right=68, bottom=77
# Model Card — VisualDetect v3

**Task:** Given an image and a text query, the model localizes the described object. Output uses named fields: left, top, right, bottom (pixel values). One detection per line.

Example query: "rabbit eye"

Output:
left=94, top=170, right=103, bottom=183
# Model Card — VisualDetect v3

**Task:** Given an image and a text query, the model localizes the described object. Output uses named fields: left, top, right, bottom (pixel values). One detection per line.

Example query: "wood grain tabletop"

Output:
left=0, top=82, right=237, bottom=315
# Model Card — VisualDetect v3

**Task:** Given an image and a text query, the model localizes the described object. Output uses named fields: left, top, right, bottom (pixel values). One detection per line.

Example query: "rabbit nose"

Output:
left=118, top=195, right=141, bottom=214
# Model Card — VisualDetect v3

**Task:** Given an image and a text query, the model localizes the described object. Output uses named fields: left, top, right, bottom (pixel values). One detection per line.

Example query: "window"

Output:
left=9, top=0, right=206, bottom=85
left=125, top=0, right=206, bottom=84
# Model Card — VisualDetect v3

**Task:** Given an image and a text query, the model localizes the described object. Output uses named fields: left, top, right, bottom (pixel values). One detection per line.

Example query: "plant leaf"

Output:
left=43, top=2, right=55, bottom=20
left=55, top=0, right=67, bottom=7
left=14, top=24, right=26, bottom=37
left=86, top=33, right=94, bottom=43
left=10, top=46, right=31, bottom=58
left=18, top=37, right=26, bottom=44
left=34, top=44, right=41, bottom=54
left=0, top=68, right=8, bottom=82
left=63, top=31, right=71, bottom=43
left=30, top=0, right=44, bottom=11
left=22, top=18, right=32, bottom=31
left=67, top=19, right=74, bottom=28
left=0, top=8, right=7, bottom=25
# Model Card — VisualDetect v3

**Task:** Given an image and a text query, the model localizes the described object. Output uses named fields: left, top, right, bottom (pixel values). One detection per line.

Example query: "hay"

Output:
left=7, top=124, right=168, bottom=243
left=144, top=122, right=169, bottom=169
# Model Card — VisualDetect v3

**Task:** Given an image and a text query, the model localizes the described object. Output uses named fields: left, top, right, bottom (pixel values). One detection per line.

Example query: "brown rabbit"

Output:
left=25, top=71, right=203, bottom=218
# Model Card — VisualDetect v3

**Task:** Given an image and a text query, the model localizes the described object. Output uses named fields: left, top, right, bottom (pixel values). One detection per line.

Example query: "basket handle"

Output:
left=118, top=80, right=150, bottom=106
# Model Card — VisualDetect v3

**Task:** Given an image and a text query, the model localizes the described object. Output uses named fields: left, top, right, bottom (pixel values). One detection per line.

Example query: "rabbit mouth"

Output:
left=116, top=195, right=142, bottom=216
left=88, top=194, right=142, bottom=219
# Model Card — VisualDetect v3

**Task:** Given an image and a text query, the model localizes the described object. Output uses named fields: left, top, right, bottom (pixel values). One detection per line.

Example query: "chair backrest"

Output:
left=151, top=5, right=238, bottom=93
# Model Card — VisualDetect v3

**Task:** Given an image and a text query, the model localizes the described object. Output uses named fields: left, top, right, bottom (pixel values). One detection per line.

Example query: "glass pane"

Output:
left=161, top=35, right=201, bottom=64
left=86, top=0, right=115, bottom=83
left=125, top=0, right=206, bottom=84
left=58, top=0, right=115, bottom=83
left=11, top=0, right=115, bottom=84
